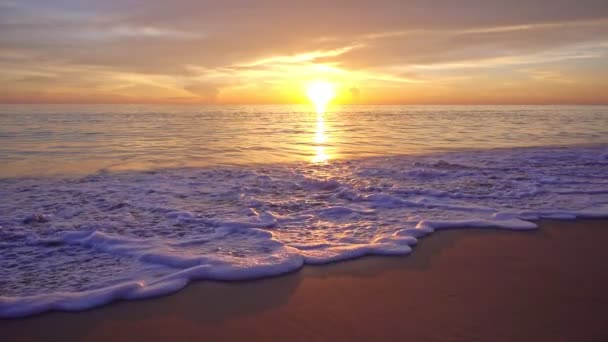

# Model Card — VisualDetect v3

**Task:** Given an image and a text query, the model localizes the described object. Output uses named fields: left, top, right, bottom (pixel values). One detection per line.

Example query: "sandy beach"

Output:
left=2, top=219, right=608, bottom=341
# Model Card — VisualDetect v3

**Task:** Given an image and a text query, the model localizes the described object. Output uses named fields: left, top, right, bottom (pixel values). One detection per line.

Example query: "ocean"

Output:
left=1, top=104, right=608, bottom=317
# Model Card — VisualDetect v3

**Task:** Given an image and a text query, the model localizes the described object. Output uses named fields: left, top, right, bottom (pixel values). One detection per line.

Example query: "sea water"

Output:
left=1, top=104, right=607, bottom=317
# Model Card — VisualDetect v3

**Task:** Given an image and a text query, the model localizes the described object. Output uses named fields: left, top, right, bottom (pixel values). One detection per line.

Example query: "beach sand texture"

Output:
left=3, top=220, right=608, bottom=342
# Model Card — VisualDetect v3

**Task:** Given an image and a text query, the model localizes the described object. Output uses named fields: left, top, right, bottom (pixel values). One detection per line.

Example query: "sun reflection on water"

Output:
left=312, top=112, right=330, bottom=163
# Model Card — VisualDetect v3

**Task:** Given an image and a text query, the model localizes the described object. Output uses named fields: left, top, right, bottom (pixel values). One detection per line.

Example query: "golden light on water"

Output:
left=305, top=80, right=335, bottom=163
left=312, top=113, right=329, bottom=163
left=306, top=81, right=336, bottom=114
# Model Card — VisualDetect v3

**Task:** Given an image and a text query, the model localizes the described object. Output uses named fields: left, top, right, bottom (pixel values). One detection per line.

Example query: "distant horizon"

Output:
left=1, top=101, right=607, bottom=106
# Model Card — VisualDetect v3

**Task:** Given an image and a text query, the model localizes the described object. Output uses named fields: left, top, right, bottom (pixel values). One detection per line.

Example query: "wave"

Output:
left=1, top=144, right=608, bottom=318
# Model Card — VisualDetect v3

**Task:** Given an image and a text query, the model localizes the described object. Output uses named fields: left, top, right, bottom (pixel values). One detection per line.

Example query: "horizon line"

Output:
left=1, top=102, right=608, bottom=106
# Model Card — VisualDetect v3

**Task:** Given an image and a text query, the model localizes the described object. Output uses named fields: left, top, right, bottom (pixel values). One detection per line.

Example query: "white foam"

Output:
left=1, top=145, right=608, bottom=317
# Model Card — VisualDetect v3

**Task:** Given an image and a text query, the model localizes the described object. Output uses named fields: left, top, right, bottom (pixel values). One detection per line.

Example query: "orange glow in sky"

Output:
left=1, top=1, right=607, bottom=105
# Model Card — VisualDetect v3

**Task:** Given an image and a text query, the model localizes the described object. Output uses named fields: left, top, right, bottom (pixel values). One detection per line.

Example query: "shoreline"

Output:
left=2, top=143, right=607, bottom=319
left=3, top=219, right=608, bottom=341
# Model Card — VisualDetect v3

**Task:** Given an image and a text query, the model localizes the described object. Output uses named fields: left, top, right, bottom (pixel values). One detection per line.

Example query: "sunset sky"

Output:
left=1, top=0, right=608, bottom=105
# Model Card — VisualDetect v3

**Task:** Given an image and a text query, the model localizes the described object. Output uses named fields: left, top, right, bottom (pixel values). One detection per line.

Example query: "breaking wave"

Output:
left=1, top=145, right=608, bottom=317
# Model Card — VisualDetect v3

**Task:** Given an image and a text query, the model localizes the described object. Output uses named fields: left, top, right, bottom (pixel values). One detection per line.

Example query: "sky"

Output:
left=1, top=0, right=608, bottom=105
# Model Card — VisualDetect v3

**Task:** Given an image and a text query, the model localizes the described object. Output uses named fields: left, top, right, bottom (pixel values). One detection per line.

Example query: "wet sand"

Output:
left=3, top=220, right=608, bottom=341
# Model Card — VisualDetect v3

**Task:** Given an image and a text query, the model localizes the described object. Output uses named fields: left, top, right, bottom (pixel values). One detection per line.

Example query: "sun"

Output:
left=306, top=81, right=336, bottom=113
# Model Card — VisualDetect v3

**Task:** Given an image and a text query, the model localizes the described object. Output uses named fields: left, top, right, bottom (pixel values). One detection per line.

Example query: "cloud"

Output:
left=184, top=84, right=220, bottom=102
left=236, top=45, right=364, bottom=67
left=1, top=0, right=608, bottom=103
left=404, top=42, right=606, bottom=71
left=75, top=25, right=204, bottom=41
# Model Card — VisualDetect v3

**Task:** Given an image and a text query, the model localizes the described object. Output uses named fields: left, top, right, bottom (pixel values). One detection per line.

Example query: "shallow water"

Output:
left=1, top=104, right=608, bottom=317
left=1, top=104, right=607, bottom=177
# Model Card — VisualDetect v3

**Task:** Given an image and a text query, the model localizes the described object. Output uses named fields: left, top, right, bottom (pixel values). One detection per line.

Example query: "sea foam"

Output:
left=1, top=145, right=608, bottom=317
